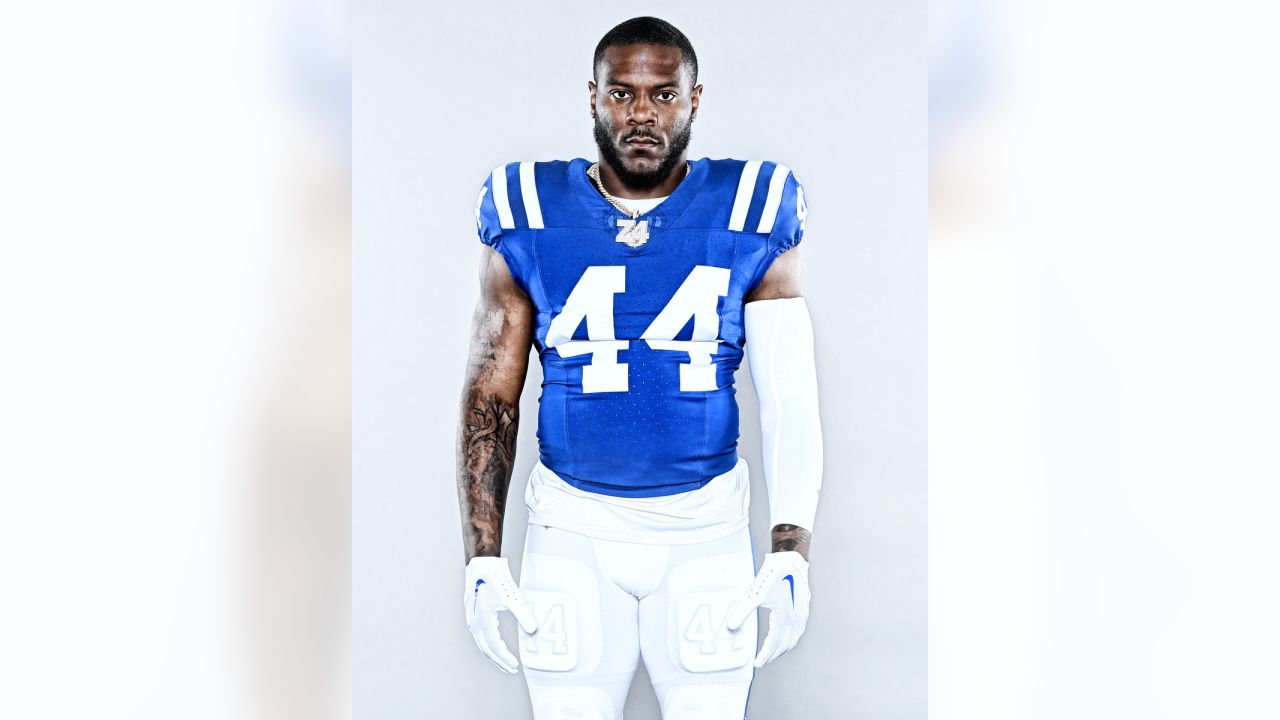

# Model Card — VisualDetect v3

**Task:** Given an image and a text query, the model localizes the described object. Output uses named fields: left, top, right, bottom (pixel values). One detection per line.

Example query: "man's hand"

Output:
left=463, top=556, right=538, bottom=674
left=725, top=551, right=811, bottom=668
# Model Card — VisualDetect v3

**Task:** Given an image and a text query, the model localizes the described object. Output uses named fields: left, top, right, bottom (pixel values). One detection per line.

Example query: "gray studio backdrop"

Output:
left=354, top=1, right=925, bottom=717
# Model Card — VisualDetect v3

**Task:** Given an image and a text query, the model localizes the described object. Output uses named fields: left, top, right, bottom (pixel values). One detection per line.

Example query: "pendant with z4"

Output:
left=615, top=218, right=649, bottom=248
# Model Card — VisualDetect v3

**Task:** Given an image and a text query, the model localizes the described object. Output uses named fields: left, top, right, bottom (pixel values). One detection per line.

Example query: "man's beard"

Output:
left=593, top=115, right=692, bottom=191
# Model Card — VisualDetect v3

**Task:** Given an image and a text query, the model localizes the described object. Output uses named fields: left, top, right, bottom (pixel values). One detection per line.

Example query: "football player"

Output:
left=457, top=16, right=823, bottom=720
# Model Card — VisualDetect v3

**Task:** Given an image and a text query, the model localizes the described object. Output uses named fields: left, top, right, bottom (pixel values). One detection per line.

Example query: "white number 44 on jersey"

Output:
left=544, top=265, right=730, bottom=393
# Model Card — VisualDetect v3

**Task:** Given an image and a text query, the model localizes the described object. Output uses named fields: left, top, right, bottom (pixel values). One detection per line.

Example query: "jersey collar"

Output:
left=568, top=157, right=708, bottom=231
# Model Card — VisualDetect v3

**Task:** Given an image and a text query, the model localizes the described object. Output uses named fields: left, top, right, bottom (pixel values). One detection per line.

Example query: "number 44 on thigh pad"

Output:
left=675, top=590, right=755, bottom=673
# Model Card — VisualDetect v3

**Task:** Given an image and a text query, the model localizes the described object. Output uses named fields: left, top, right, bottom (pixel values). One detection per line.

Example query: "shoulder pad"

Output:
left=763, top=166, right=807, bottom=254
left=715, top=160, right=807, bottom=250
left=474, top=161, right=553, bottom=246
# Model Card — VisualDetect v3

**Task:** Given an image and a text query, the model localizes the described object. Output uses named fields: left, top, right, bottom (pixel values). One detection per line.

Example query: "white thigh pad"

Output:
left=675, top=590, right=754, bottom=672
left=520, top=590, right=578, bottom=671
left=667, top=553, right=756, bottom=673
left=519, top=553, right=601, bottom=673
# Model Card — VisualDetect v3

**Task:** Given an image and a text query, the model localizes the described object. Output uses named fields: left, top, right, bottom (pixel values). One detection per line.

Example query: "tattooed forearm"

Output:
left=457, top=246, right=534, bottom=564
left=458, top=396, right=519, bottom=560
left=771, top=523, right=812, bottom=561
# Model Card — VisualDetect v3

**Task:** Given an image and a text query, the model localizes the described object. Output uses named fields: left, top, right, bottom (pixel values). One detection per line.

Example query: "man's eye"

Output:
left=657, top=92, right=678, bottom=101
left=609, top=90, right=630, bottom=100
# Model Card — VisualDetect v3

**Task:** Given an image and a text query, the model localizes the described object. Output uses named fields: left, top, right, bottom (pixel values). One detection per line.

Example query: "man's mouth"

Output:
left=624, top=135, right=661, bottom=147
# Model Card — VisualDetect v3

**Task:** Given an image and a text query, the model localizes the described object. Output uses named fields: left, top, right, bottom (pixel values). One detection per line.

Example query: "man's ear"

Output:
left=690, top=84, right=703, bottom=120
left=588, top=80, right=597, bottom=118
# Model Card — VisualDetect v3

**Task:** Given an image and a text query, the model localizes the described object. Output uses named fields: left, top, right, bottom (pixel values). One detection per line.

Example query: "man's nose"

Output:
left=627, top=95, right=657, bottom=125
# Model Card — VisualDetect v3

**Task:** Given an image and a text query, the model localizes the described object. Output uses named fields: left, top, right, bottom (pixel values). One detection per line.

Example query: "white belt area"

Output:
left=524, top=458, right=752, bottom=545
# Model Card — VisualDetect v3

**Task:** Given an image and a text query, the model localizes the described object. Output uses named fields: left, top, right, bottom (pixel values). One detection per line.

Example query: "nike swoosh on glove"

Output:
left=725, top=550, right=811, bottom=668
left=463, top=556, right=538, bottom=674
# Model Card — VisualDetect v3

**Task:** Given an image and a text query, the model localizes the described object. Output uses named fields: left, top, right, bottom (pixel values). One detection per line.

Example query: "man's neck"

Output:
left=596, top=156, right=688, bottom=200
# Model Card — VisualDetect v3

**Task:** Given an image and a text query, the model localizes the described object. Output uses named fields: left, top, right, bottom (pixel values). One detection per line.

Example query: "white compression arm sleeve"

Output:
left=744, top=297, right=824, bottom=531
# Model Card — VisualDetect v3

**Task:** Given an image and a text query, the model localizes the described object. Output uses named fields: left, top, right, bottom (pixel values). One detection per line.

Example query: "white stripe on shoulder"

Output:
left=756, top=163, right=792, bottom=234
left=490, top=164, right=515, bottom=229
left=519, top=162, right=543, bottom=229
left=728, top=160, right=763, bottom=231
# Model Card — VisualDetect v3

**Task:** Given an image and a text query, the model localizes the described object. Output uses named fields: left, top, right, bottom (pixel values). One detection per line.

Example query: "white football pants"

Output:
left=518, top=524, right=758, bottom=720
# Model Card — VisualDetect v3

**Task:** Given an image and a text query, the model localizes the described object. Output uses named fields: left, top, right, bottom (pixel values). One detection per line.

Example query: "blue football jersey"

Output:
left=474, top=157, right=807, bottom=498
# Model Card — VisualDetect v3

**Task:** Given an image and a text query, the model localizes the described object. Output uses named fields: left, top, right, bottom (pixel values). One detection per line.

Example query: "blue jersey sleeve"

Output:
left=474, top=166, right=505, bottom=249
left=745, top=166, right=808, bottom=292
left=472, top=162, right=539, bottom=297
left=766, top=170, right=807, bottom=257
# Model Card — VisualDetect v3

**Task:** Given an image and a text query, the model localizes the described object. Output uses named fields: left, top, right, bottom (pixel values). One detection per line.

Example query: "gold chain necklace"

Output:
left=586, top=162, right=689, bottom=248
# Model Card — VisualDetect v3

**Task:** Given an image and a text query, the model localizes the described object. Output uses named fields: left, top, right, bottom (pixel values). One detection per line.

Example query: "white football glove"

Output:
left=463, top=556, right=538, bottom=674
left=725, top=551, right=811, bottom=668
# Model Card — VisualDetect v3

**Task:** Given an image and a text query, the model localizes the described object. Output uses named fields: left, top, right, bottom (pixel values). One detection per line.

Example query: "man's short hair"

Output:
left=593, top=17, right=698, bottom=86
